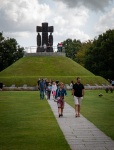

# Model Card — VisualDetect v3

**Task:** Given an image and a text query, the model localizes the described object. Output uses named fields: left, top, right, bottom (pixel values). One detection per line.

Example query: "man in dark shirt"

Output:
left=72, top=77, right=84, bottom=117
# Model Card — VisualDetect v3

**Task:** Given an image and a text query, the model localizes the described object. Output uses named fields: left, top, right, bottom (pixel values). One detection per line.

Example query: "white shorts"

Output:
left=74, top=96, right=83, bottom=105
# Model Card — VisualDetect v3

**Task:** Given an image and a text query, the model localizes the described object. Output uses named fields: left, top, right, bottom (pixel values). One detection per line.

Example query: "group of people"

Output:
left=37, top=79, right=58, bottom=100
left=37, top=77, right=84, bottom=118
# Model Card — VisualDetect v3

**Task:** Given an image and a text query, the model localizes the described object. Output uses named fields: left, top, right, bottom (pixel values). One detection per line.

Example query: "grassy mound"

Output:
left=0, top=56, right=108, bottom=86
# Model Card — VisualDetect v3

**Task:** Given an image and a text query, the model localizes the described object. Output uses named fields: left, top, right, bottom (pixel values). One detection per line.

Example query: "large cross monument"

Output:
left=36, top=22, right=54, bottom=52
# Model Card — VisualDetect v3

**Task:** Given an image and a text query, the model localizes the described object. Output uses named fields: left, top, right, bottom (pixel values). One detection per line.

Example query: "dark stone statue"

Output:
left=37, top=33, right=41, bottom=46
left=36, top=22, right=54, bottom=52
left=49, top=33, right=53, bottom=46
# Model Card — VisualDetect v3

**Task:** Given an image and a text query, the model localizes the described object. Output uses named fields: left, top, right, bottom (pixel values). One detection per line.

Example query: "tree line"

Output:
left=0, top=32, right=24, bottom=72
left=62, top=29, right=114, bottom=80
left=0, top=29, right=114, bottom=80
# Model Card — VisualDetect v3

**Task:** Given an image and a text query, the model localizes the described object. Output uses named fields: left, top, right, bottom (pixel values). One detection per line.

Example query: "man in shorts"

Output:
left=72, top=77, right=84, bottom=117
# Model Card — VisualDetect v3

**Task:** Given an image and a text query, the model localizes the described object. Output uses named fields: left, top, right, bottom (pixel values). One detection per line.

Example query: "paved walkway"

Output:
left=48, top=99, right=114, bottom=150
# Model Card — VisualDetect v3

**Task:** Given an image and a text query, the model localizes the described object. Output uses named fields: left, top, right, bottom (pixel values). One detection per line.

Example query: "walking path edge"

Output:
left=48, top=99, right=114, bottom=150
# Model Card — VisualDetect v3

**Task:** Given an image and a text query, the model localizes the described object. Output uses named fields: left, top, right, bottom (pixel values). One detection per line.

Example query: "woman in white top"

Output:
left=52, top=82, right=57, bottom=99
left=70, top=80, right=74, bottom=89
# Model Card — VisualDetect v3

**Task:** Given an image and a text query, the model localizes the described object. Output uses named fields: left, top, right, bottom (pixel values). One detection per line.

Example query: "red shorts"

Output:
left=57, top=98, right=64, bottom=108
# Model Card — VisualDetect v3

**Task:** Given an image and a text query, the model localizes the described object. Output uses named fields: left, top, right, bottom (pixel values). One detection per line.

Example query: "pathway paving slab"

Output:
left=48, top=100, right=114, bottom=150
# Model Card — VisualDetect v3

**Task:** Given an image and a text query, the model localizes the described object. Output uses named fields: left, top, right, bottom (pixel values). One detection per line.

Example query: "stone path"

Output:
left=48, top=99, right=114, bottom=150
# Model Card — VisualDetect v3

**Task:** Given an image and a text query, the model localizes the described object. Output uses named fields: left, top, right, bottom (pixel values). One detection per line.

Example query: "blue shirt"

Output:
left=55, top=88, right=67, bottom=99
left=39, top=80, right=45, bottom=90
left=47, top=85, right=52, bottom=91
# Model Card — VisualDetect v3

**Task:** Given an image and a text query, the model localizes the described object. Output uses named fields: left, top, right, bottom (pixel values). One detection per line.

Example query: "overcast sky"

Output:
left=0, top=0, right=114, bottom=52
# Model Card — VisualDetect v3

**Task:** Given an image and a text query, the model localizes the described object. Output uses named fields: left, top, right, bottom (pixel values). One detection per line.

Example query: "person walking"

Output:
left=111, top=79, right=114, bottom=88
left=72, top=77, right=84, bottom=117
left=37, top=78, right=40, bottom=90
left=39, top=79, right=45, bottom=100
left=47, top=82, right=52, bottom=100
left=70, top=80, right=74, bottom=90
left=52, top=81, right=57, bottom=99
left=55, top=82, right=67, bottom=117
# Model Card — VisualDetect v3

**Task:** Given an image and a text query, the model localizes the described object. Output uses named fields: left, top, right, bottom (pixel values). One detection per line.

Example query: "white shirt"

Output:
left=52, top=84, right=57, bottom=91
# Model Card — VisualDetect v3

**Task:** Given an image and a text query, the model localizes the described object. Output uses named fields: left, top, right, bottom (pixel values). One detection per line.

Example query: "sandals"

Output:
left=75, top=114, right=78, bottom=117
left=78, top=114, right=80, bottom=117
left=59, top=114, right=63, bottom=117
left=75, top=114, right=80, bottom=117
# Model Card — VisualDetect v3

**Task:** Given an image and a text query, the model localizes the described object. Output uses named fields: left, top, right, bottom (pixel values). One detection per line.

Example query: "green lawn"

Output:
left=0, top=91, right=70, bottom=150
left=65, top=90, right=114, bottom=140
left=0, top=90, right=114, bottom=150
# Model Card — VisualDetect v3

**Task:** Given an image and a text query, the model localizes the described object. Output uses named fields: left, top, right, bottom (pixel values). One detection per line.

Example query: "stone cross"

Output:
left=36, top=22, right=54, bottom=52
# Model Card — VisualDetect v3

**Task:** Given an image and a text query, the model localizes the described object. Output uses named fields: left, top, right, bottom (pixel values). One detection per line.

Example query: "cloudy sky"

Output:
left=0, top=0, right=114, bottom=52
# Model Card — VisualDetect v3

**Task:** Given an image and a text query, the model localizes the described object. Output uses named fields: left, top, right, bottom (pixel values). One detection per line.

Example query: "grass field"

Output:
left=0, top=90, right=114, bottom=150
left=0, top=56, right=108, bottom=86
left=65, top=90, right=114, bottom=140
left=0, top=91, right=70, bottom=150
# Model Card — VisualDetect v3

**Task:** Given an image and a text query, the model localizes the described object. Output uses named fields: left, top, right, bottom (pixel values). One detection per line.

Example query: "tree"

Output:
left=76, top=40, right=93, bottom=66
left=0, top=32, right=24, bottom=71
left=62, top=38, right=82, bottom=61
left=84, top=29, right=114, bottom=79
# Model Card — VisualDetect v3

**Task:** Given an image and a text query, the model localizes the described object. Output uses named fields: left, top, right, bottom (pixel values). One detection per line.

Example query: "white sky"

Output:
left=0, top=0, right=114, bottom=52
